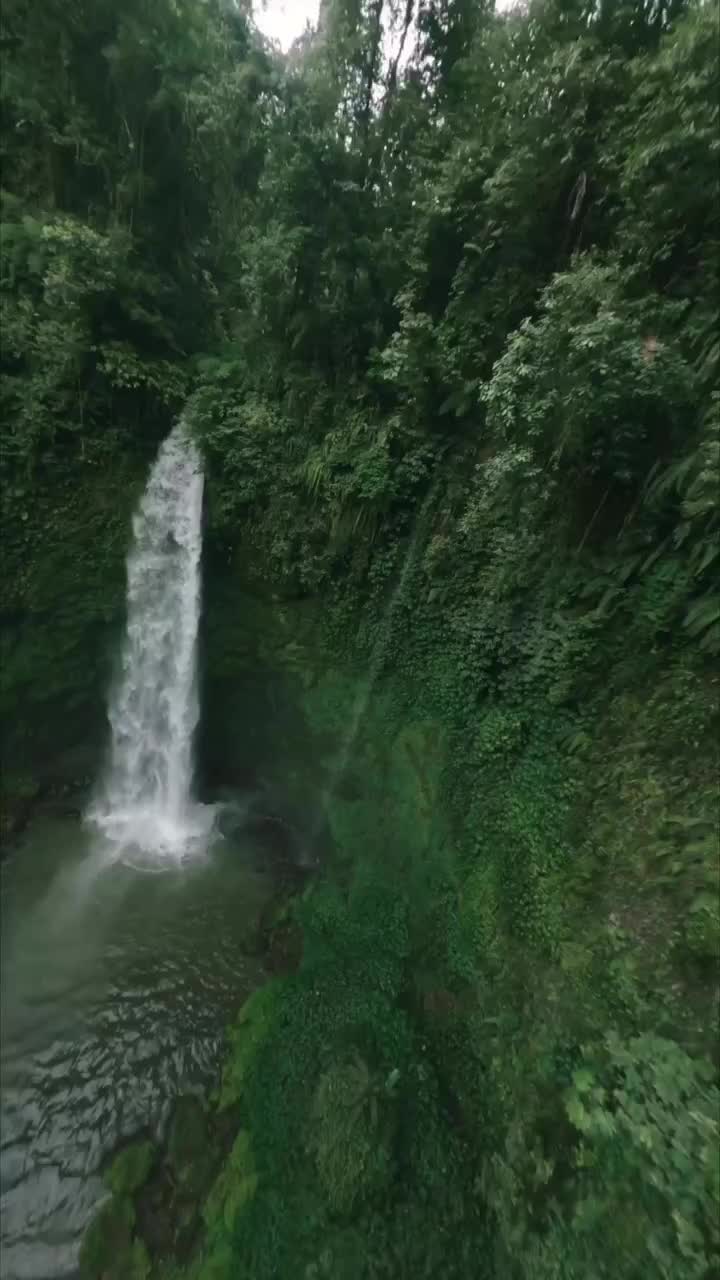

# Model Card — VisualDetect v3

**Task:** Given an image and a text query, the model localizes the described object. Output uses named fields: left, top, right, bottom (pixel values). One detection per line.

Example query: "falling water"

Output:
left=88, top=421, right=212, bottom=859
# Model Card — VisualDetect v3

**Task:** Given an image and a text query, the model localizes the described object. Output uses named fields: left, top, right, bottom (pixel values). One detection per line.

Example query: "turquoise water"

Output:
left=0, top=817, right=272, bottom=1280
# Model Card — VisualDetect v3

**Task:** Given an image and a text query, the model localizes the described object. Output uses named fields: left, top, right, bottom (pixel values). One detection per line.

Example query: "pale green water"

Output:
left=0, top=817, right=273, bottom=1280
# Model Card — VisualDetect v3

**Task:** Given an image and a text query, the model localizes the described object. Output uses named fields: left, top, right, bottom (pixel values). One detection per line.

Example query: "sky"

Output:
left=254, top=0, right=320, bottom=49
left=254, top=1, right=517, bottom=54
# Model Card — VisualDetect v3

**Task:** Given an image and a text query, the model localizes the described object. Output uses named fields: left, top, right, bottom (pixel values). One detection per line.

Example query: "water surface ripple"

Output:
left=0, top=818, right=271, bottom=1280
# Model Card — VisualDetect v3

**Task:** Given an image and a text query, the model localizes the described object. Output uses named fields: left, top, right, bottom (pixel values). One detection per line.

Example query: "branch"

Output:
left=371, top=0, right=415, bottom=189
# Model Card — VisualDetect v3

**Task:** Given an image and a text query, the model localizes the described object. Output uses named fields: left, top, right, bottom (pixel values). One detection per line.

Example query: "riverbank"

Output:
left=0, top=812, right=294, bottom=1280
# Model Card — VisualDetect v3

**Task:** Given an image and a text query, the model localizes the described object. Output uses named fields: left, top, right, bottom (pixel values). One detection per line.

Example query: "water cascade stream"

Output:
left=1, top=425, right=273, bottom=1279
left=88, top=421, right=212, bottom=859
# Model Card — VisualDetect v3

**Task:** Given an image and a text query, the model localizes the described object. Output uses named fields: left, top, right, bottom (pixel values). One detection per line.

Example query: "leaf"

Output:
left=684, top=594, right=720, bottom=635
left=694, top=540, right=720, bottom=575
left=689, top=894, right=716, bottom=915
left=572, top=1068, right=595, bottom=1094
left=566, top=1095, right=591, bottom=1132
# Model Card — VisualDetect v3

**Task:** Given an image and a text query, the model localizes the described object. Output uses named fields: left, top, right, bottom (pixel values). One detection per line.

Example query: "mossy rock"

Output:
left=203, top=1129, right=258, bottom=1236
left=79, top=1195, right=150, bottom=1280
left=219, top=984, right=280, bottom=1109
left=167, top=1095, right=214, bottom=1198
left=105, top=1139, right=156, bottom=1197
left=191, top=1241, right=237, bottom=1280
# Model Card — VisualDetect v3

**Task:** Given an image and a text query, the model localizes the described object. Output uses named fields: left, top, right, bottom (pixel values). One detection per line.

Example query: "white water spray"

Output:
left=88, top=421, right=212, bottom=859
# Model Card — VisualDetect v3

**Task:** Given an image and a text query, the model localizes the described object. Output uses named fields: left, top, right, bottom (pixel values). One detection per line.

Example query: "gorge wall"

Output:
left=1, top=0, right=717, bottom=1276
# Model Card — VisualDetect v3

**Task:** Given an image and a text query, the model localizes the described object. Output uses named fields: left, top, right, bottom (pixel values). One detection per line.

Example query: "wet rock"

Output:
left=79, top=1196, right=150, bottom=1280
left=167, top=1095, right=211, bottom=1195
left=0, top=778, right=41, bottom=853
left=264, top=916, right=304, bottom=975
left=105, top=1139, right=156, bottom=1197
left=132, top=1096, right=242, bottom=1268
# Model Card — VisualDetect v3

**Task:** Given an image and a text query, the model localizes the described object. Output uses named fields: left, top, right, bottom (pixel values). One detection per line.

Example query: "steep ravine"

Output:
left=1, top=440, right=717, bottom=1280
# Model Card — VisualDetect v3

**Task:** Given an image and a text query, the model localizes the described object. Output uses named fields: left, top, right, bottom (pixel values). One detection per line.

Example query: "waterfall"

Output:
left=88, top=421, right=212, bottom=859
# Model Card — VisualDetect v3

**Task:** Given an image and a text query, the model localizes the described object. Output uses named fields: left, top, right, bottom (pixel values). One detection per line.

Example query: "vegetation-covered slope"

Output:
left=1, top=0, right=718, bottom=1277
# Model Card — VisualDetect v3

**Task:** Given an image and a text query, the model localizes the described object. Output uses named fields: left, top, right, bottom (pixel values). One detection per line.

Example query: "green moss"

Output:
left=203, top=1129, right=258, bottom=1235
left=105, top=1139, right=156, bottom=1197
left=79, top=1195, right=150, bottom=1280
left=219, top=984, right=281, bottom=1110
left=194, top=1242, right=237, bottom=1280
left=185, top=572, right=719, bottom=1279
left=131, top=501, right=713, bottom=1279
left=308, top=1053, right=394, bottom=1214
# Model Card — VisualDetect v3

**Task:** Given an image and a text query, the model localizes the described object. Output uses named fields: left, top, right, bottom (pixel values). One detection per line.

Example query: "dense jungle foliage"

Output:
left=1, top=0, right=719, bottom=1277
